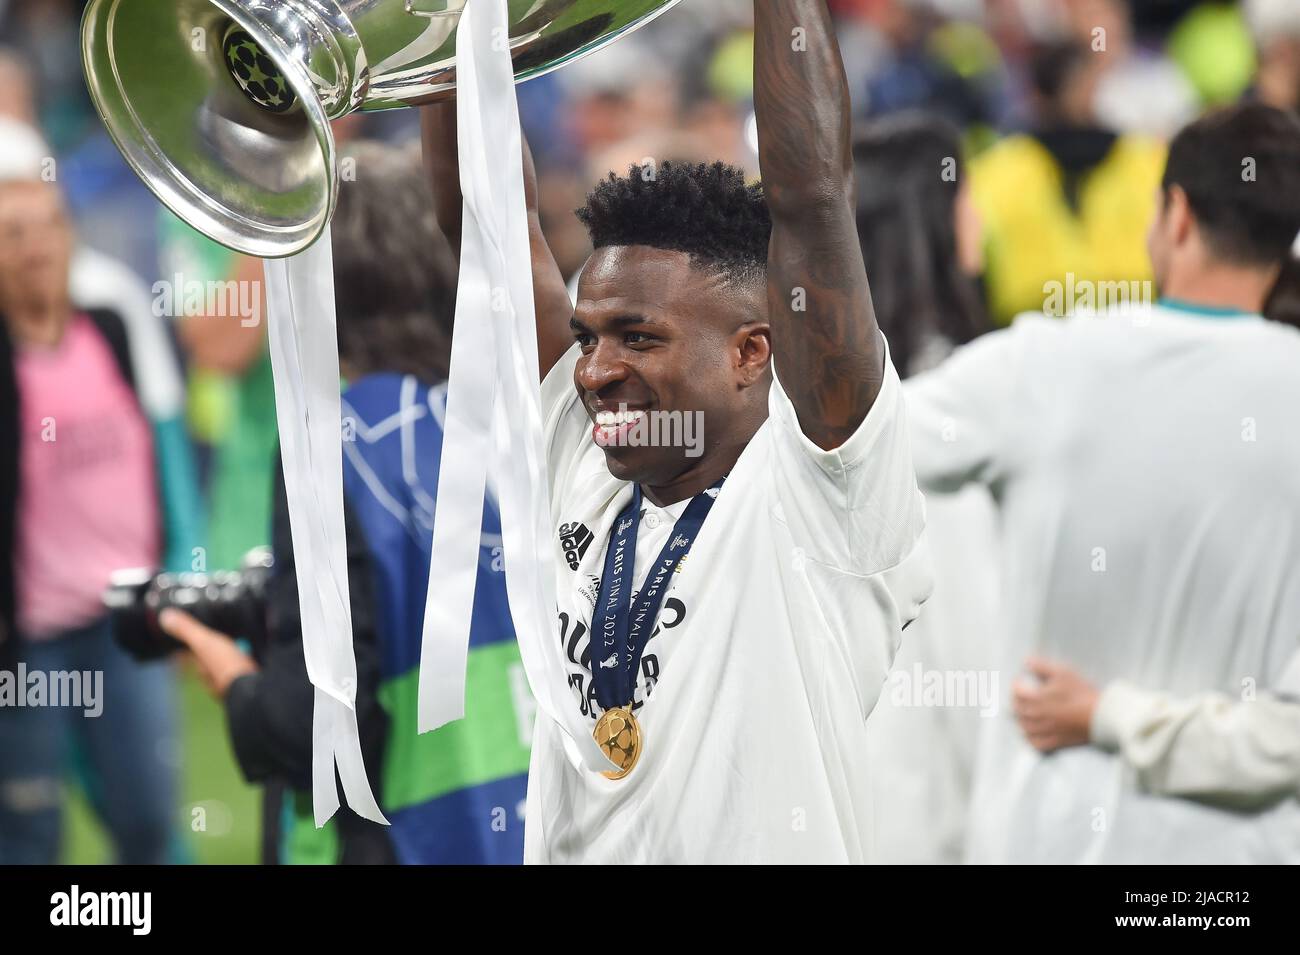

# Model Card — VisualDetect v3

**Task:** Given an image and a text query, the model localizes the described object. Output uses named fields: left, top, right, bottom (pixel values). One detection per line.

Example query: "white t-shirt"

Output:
left=905, top=303, right=1300, bottom=864
left=523, top=342, right=932, bottom=864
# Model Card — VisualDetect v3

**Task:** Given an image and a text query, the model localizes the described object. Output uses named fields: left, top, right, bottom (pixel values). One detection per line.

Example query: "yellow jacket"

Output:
left=971, top=133, right=1166, bottom=325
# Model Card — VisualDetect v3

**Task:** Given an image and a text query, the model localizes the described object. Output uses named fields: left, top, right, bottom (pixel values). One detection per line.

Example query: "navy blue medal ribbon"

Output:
left=590, top=479, right=723, bottom=709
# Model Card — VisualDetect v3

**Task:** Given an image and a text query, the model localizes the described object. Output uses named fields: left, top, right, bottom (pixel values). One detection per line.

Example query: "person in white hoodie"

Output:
left=905, top=102, right=1300, bottom=864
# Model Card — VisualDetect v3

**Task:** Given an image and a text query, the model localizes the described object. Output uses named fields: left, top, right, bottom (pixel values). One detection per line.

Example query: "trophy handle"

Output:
left=404, top=0, right=462, bottom=18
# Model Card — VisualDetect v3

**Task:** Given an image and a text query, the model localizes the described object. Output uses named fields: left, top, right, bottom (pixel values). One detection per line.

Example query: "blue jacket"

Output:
left=340, top=373, right=531, bottom=864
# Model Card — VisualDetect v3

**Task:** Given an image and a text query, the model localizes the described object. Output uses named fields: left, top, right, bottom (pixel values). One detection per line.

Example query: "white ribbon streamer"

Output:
left=263, top=231, right=387, bottom=827
left=417, top=0, right=606, bottom=770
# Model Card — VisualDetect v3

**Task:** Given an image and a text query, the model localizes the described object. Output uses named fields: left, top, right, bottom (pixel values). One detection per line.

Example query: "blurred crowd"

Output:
left=1, top=0, right=1298, bottom=864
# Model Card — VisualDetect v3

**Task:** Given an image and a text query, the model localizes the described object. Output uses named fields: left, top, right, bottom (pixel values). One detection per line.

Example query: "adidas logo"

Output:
left=558, top=522, right=594, bottom=571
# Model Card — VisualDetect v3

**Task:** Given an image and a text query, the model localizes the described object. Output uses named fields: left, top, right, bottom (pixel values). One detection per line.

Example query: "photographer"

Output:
left=161, top=141, right=532, bottom=864
left=162, top=469, right=393, bottom=864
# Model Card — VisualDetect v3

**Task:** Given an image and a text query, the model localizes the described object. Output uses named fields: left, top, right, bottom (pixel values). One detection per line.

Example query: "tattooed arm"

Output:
left=420, top=102, right=576, bottom=381
left=754, top=0, right=882, bottom=450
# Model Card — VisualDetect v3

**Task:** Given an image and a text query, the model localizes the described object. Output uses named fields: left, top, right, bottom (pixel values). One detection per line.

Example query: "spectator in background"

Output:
left=860, top=0, right=1006, bottom=131
left=1062, top=0, right=1198, bottom=138
left=159, top=215, right=277, bottom=571
left=1245, top=0, right=1300, bottom=114
left=851, top=114, right=987, bottom=378
left=583, top=26, right=758, bottom=188
left=1166, top=1, right=1257, bottom=109
left=905, top=103, right=1300, bottom=863
left=0, top=0, right=94, bottom=151
left=0, top=56, right=201, bottom=580
left=0, top=46, right=36, bottom=125
left=0, top=118, right=197, bottom=865
left=2, top=1, right=161, bottom=280
left=529, top=45, right=681, bottom=281
left=970, top=39, right=1165, bottom=325
left=852, top=113, right=999, bottom=864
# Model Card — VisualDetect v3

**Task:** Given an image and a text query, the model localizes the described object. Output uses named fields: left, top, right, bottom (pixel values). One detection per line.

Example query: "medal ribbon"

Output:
left=591, top=480, right=723, bottom=709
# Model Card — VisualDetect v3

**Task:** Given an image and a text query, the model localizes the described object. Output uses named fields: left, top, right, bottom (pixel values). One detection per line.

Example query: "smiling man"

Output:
left=566, top=169, right=772, bottom=497
left=423, top=0, right=931, bottom=864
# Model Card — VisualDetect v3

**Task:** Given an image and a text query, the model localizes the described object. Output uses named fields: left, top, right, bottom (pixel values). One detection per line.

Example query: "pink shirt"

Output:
left=15, top=313, right=160, bottom=638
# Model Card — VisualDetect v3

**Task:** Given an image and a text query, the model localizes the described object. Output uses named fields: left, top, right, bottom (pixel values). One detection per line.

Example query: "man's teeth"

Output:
left=595, top=410, right=647, bottom=427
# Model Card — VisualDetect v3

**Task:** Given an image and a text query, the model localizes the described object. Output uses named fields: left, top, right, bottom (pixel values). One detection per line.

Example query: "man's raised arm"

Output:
left=754, top=0, right=883, bottom=450
left=419, top=102, right=576, bottom=381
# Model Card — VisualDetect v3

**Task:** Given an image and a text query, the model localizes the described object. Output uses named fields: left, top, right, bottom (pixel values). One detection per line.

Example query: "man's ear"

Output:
left=736, top=322, right=771, bottom=388
left=1166, top=185, right=1195, bottom=250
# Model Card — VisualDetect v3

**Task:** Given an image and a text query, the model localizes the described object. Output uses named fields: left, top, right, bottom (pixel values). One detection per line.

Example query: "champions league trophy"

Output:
left=81, top=0, right=681, bottom=823
left=81, top=0, right=681, bottom=257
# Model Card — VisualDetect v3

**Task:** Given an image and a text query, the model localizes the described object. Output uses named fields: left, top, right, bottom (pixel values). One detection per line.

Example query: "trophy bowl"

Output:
left=81, top=0, right=681, bottom=257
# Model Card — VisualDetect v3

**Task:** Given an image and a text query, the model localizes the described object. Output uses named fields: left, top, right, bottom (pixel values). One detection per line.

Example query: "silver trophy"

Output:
left=81, top=0, right=680, bottom=257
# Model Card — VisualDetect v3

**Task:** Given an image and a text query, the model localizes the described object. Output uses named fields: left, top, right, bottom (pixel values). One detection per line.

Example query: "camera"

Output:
left=103, top=548, right=274, bottom=661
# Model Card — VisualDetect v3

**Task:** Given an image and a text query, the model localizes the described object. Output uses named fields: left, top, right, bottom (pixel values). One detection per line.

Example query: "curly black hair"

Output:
left=575, top=160, right=772, bottom=285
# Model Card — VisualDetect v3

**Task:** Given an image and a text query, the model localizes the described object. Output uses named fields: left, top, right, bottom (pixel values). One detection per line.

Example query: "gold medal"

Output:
left=593, top=706, right=642, bottom=779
